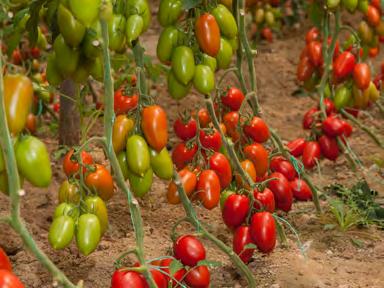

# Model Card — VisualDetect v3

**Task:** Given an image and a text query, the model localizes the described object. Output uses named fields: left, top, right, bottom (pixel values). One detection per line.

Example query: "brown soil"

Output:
left=1, top=11, right=384, bottom=288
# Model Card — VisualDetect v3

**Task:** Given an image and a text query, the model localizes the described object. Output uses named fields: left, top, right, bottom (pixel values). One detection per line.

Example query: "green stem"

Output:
left=100, top=19, right=156, bottom=288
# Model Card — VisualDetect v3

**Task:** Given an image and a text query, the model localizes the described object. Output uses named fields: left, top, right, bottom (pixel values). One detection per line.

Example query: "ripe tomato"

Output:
left=235, top=159, right=257, bottom=188
left=305, top=27, right=320, bottom=43
left=197, top=108, right=211, bottom=128
left=270, top=157, right=297, bottom=181
left=141, top=105, right=168, bottom=152
left=302, top=141, right=321, bottom=169
left=223, top=111, right=240, bottom=141
left=333, top=51, right=356, bottom=80
left=221, top=87, right=245, bottom=111
left=253, top=187, right=275, bottom=212
left=174, top=235, right=206, bottom=267
left=261, top=27, right=273, bottom=42
left=199, top=129, right=222, bottom=151
left=195, top=13, right=220, bottom=57
left=197, top=170, right=221, bottom=210
left=319, top=98, right=336, bottom=115
left=12, top=49, right=23, bottom=65
left=318, top=135, right=339, bottom=161
left=290, top=178, right=313, bottom=201
left=25, top=113, right=37, bottom=134
left=341, top=120, right=353, bottom=137
left=111, top=270, right=146, bottom=288
left=250, top=212, right=276, bottom=253
left=297, top=55, right=315, bottom=82
left=85, top=164, right=114, bottom=201
left=0, top=248, right=12, bottom=271
left=366, top=5, right=381, bottom=26
left=114, top=88, right=138, bottom=115
left=149, top=269, right=168, bottom=288
left=0, top=269, right=24, bottom=288
left=233, top=226, right=255, bottom=264
left=302, top=107, right=318, bottom=129
left=307, top=41, right=323, bottom=67
left=173, top=117, right=197, bottom=141
left=172, top=142, right=197, bottom=170
left=268, top=172, right=293, bottom=212
left=63, top=149, right=93, bottom=177
left=185, top=265, right=210, bottom=288
left=243, top=143, right=269, bottom=177
left=222, top=194, right=250, bottom=229
left=208, top=152, right=232, bottom=189
left=353, top=63, right=371, bottom=90
left=243, top=116, right=270, bottom=143
left=167, top=168, right=197, bottom=204
left=286, top=138, right=306, bottom=157
left=159, top=258, right=186, bottom=286
left=322, top=117, right=344, bottom=137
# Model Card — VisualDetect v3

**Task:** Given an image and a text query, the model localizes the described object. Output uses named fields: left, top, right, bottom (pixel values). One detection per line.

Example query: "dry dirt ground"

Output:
left=1, top=12, right=384, bottom=288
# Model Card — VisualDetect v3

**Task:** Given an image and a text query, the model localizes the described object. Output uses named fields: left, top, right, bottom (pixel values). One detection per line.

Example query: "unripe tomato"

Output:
left=235, top=159, right=257, bottom=188
left=117, top=152, right=130, bottom=180
left=193, top=64, right=215, bottom=95
left=286, top=138, right=306, bottom=157
left=353, top=63, right=371, bottom=90
left=212, top=4, right=238, bottom=38
left=69, top=0, right=100, bottom=26
left=113, top=115, right=134, bottom=153
left=76, top=213, right=101, bottom=256
left=250, top=212, right=276, bottom=253
left=0, top=269, right=25, bottom=288
left=127, top=167, right=153, bottom=197
left=342, top=0, right=358, bottom=12
left=243, top=116, right=270, bottom=143
left=158, top=0, right=183, bottom=27
left=358, top=21, right=374, bottom=44
left=58, top=180, right=80, bottom=204
left=53, top=35, right=79, bottom=77
left=48, top=215, right=75, bottom=250
left=63, top=149, right=93, bottom=177
left=222, top=194, right=250, bottom=229
left=197, top=170, right=221, bottom=209
left=195, top=13, right=221, bottom=57
left=290, top=178, right=313, bottom=201
left=85, top=196, right=109, bottom=235
left=185, top=266, right=210, bottom=288
left=233, top=226, right=255, bottom=263
left=334, top=85, right=352, bottom=110
left=208, top=152, right=232, bottom=189
left=318, top=135, right=339, bottom=161
left=107, top=14, right=126, bottom=51
left=168, top=70, right=192, bottom=100
left=157, top=26, right=180, bottom=63
left=174, top=235, right=206, bottom=266
left=141, top=105, right=168, bottom=152
left=53, top=202, right=80, bottom=220
left=267, top=172, right=293, bottom=212
left=167, top=168, right=197, bottom=204
left=243, top=143, right=269, bottom=177
left=126, top=135, right=150, bottom=176
left=174, top=117, right=197, bottom=141
left=222, top=87, right=245, bottom=111
left=125, top=0, right=151, bottom=32
left=171, top=46, right=196, bottom=85
left=85, top=164, right=114, bottom=201
left=253, top=187, right=275, bottom=212
left=216, top=37, right=233, bottom=69
left=302, top=141, right=321, bottom=169
left=125, top=15, right=144, bottom=44
left=57, top=4, right=86, bottom=47
left=150, top=148, right=173, bottom=180
left=327, top=0, right=341, bottom=9
left=201, top=53, right=218, bottom=72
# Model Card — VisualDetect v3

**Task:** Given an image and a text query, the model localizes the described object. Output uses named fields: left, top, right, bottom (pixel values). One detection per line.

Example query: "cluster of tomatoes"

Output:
left=0, top=247, right=24, bottom=288
left=111, top=234, right=210, bottom=288
left=48, top=149, right=112, bottom=255
left=0, top=74, right=52, bottom=195
left=157, top=1, right=239, bottom=99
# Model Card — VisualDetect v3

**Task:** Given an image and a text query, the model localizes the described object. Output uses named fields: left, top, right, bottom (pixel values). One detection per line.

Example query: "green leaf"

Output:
left=196, top=259, right=222, bottom=268
left=182, top=0, right=202, bottom=10
left=169, top=259, right=184, bottom=276
left=307, top=1, right=323, bottom=28
left=27, top=0, right=46, bottom=46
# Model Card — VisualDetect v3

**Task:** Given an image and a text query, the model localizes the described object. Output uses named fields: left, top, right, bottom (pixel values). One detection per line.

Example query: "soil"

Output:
left=1, top=9, right=384, bottom=288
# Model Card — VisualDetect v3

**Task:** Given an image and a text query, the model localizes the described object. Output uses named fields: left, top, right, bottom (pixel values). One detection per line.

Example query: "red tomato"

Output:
left=12, top=49, right=23, bottom=65
left=267, top=172, right=293, bottom=212
left=172, top=143, right=197, bottom=170
left=318, top=135, right=339, bottom=161
left=366, top=5, right=381, bottom=26
left=233, top=226, right=255, bottom=263
left=286, top=138, right=306, bottom=157
left=302, top=107, right=318, bottom=129
left=369, top=47, right=379, bottom=58
left=318, top=98, right=336, bottom=115
left=63, top=149, right=93, bottom=177
left=174, top=235, right=206, bottom=267
left=322, top=117, right=344, bottom=137
left=290, top=178, right=313, bottom=201
left=297, top=55, right=315, bottom=82
left=253, top=187, right=275, bottom=212
left=149, top=269, right=168, bottom=288
left=371, top=0, right=382, bottom=12
left=85, top=164, right=114, bottom=201
left=235, top=159, right=257, bottom=188
left=305, top=27, right=320, bottom=44
left=141, top=105, right=168, bottom=151
left=185, top=266, right=210, bottom=288
left=222, top=194, right=250, bottom=229
left=30, top=47, right=40, bottom=59
left=167, top=168, right=197, bottom=204
left=333, top=51, right=356, bottom=80
left=199, top=129, right=222, bottom=151
left=223, top=111, right=240, bottom=141
left=221, top=87, right=245, bottom=111
left=159, top=258, right=186, bottom=287
left=197, top=170, right=221, bottom=209
left=261, top=27, right=273, bottom=42
left=353, top=63, right=371, bottom=90
left=250, top=212, right=276, bottom=253
left=208, top=152, right=232, bottom=189
left=173, top=117, right=197, bottom=141
left=307, top=41, right=323, bottom=67
left=243, top=116, right=270, bottom=143
left=243, top=143, right=269, bottom=177
left=302, top=141, right=321, bottom=169
left=0, top=248, right=12, bottom=271
left=114, top=88, right=138, bottom=115
left=341, top=120, right=353, bottom=137
left=195, top=13, right=221, bottom=57
left=53, top=102, right=60, bottom=113
left=270, top=157, right=297, bottom=181
left=197, top=109, right=211, bottom=128
left=111, top=269, right=146, bottom=288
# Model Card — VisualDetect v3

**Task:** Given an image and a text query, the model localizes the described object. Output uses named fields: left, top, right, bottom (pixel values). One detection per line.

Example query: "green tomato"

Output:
left=108, top=14, right=126, bottom=51
left=128, top=167, right=153, bottom=197
left=46, top=53, right=63, bottom=86
left=157, top=26, right=180, bottom=63
left=265, top=11, right=275, bottom=26
left=48, top=215, right=75, bottom=250
left=126, top=14, right=144, bottom=44
left=15, top=135, right=52, bottom=188
left=334, top=85, right=352, bottom=110
left=212, top=4, right=238, bottom=38
left=158, top=0, right=182, bottom=27
left=228, top=36, right=239, bottom=51
left=342, top=0, right=358, bottom=12
left=76, top=213, right=101, bottom=256
left=324, top=83, right=332, bottom=98
left=358, top=21, right=373, bottom=45
left=220, top=190, right=235, bottom=210
left=171, top=46, right=195, bottom=85
left=254, top=8, right=265, bottom=24
left=327, top=0, right=340, bottom=9
left=193, top=64, right=215, bottom=95
left=84, top=196, right=108, bottom=235
left=82, top=22, right=102, bottom=59
left=57, top=4, right=86, bottom=47
left=37, top=27, right=48, bottom=49
left=117, top=152, right=130, bottom=180
left=54, top=202, right=79, bottom=220
left=126, top=135, right=150, bottom=176
left=149, top=148, right=173, bottom=180
left=53, top=35, right=79, bottom=77
left=126, top=0, right=151, bottom=31
left=167, top=70, right=192, bottom=100
left=216, top=38, right=233, bottom=70
left=59, top=180, right=80, bottom=204
left=69, top=0, right=101, bottom=26
left=357, top=0, right=369, bottom=13
left=87, top=56, right=104, bottom=81
left=72, top=61, right=90, bottom=83
left=201, top=54, right=217, bottom=72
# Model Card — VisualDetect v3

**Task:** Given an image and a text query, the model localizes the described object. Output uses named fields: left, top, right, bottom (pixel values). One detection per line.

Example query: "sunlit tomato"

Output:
left=159, top=258, right=186, bottom=287
left=197, top=108, right=211, bottom=128
left=250, top=212, right=276, bottom=253
left=174, top=235, right=206, bottom=266
left=353, top=63, right=371, bottom=90
left=297, top=55, right=315, bottom=82
left=0, top=269, right=24, bottom=288
left=270, top=157, right=297, bottom=181
left=114, top=88, right=138, bottom=115
left=85, top=164, right=114, bottom=201
left=302, top=107, right=318, bottom=129
left=333, top=51, right=356, bottom=80
left=267, top=172, right=293, bottom=212
left=0, top=248, right=12, bottom=271
left=286, top=138, right=306, bottom=157
left=261, top=27, right=273, bottom=42
left=222, top=194, right=250, bottom=229
left=233, top=226, right=255, bottom=263
left=185, top=266, right=210, bottom=288
left=63, top=149, right=93, bottom=177
left=195, top=13, right=221, bottom=57
left=141, top=105, right=168, bottom=151
left=290, top=178, right=313, bottom=201
left=243, top=116, right=270, bottom=143
left=235, top=159, right=257, bottom=188
left=111, top=270, right=146, bottom=288
left=318, top=135, right=339, bottom=161
left=243, top=143, right=269, bottom=177
left=306, top=27, right=320, bottom=44
left=172, top=142, right=197, bottom=170
left=208, top=152, right=232, bottom=189
left=322, top=116, right=344, bottom=137
left=366, top=5, right=381, bottom=26
left=167, top=168, right=197, bottom=204
left=302, top=141, right=321, bottom=169
left=253, top=187, right=275, bottom=212
left=319, top=98, right=336, bottom=115
left=199, top=129, right=222, bottom=151
left=173, top=117, right=197, bottom=141
left=197, top=170, right=221, bottom=209
left=223, top=111, right=240, bottom=141
left=307, top=41, right=323, bottom=67
left=221, top=87, right=245, bottom=111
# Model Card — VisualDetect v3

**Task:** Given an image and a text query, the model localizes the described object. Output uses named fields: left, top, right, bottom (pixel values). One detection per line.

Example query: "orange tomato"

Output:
left=85, top=164, right=114, bottom=201
left=141, top=105, right=168, bottom=152
left=195, top=13, right=221, bottom=57
left=167, top=168, right=197, bottom=204
left=235, top=159, right=257, bottom=189
left=243, top=143, right=269, bottom=177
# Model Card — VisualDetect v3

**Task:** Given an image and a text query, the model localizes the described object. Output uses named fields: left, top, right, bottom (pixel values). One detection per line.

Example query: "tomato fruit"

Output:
left=141, top=105, right=168, bottom=152
left=267, top=172, right=293, bottom=212
left=197, top=108, right=211, bottom=128
left=235, top=159, right=256, bottom=188
left=208, top=152, right=232, bottom=189
left=3, top=74, right=33, bottom=135
left=195, top=13, right=221, bottom=57
left=171, top=46, right=195, bottom=85
left=63, top=149, right=93, bottom=177
left=243, top=116, right=270, bottom=143
left=25, top=113, right=37, bottom=134
left=216, top=37, right=233, bottom=69
left=233, top=226, right=255, bottom=263
left=150, top=148, right=173, bottom=180
left=125, top=0, right=151, bottom=32
left=307, top=41, right=323, bottom=67
left=173, top=117, right=197, bottom=141
left=85, top=164, right=114, bottom=201
left=157, top=26, right=180, bottom=63
left=114, top=88, right=138, bottom=115
left=243, top=143, right=269, bottom=177
left=253, top=187, right=275, bottom=212
left=223, top=111, right=240, bottom=141
left=0, top=269, right=24, bottom=288
left=158, top=0, right=183, bottom=27
left=199, top=129, right=222, bottom=151
left=250, top=212, right=276, bottom=253
left=297, top=55, right=315, bottom=82
left=53, top=202, right=79, bottom=220
left=222, top=194, right=250, bottom=229
left=213, top=4, right=238, bottom=38
left=318, top=135, right=339, bottom=161
left=112, top=115, right=134, bottom=153
left=302, top=141, right=321, bottom=169
left=221, top=87, right=245, bottom=111
left=53, top=35, right=79, bottom=77
left=290, top=178, right=312, bottom=201
left=118, top=152, right=130, bottom=180
left=319, top=98, right=336, bottom=115
left=366, top=5, right=381, bottom=26
left=128, top=167, right=153, bottom=197
left=185, top=265, right=210, bottom=288
left=57, top=4, right=86, bottom=47
left=125, top=14, right=144, bottom=45
left=193, top=64, right=215, bottom=95
left=107, top=14, right=126, bottom=51
left=126, top=135, right=150, bottom=176
left=174, top=235, right=206, bottom=266
left=334, top=84, right=352, bottom=111
left=15, top=136, right=51, bottom=187
left=333, top=51, right=356, bottom=80
left=306, top=27, right=320, bottom=43
left=58, top=180, right=80, bottom=204
left=85, top=196, right=109, bottom=235
left=322, top=117, right=344, bottom=137
left=48, top=215, right=75, bottom=250
left=172, top=142, right=197, bottom=170
left=69, top=0, right=100, bottom=26
left=197, top=170, right=221, bottom=209
left=0, top=248, right=12, bottom=272
left=76, top=213, right=101, bottom=256
left=111, top=270, right=146, bottom=288
left=168, top=70, right=192, bottom=100
left=159, top=258, right=186, bottom=286
left=270, top=157, right=297, bottom=181
left=353, top=63, right=371, bottom=90
left=302, top=107, right=318, bottom=129
left=286, top=138, right=306, bottom=157
left=167, top=168, right=197, bottom=204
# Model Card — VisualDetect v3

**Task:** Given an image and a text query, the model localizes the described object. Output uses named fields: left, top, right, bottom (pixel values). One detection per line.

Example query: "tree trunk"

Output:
left=59, top=79, right=80, bottom=146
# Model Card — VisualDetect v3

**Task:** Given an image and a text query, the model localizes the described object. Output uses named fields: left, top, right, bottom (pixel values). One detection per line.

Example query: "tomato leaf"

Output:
left=182, top=0, right=202, bottom=10
left=196, top=259, right=222, bottom=268
left=169, top=259, right=184, bottom=276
